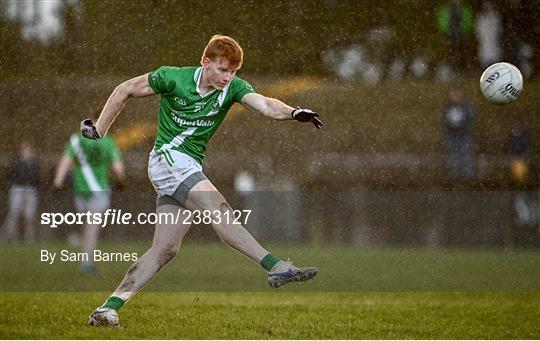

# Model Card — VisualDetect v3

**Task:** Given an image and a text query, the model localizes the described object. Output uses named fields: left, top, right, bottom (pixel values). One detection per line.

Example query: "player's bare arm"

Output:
left=53, top=154, right=74, bottom=189
left=241, top=93, right=293, bottom=120
left=82, top=74, right=156, bottom=139
left=111, top=160, right=126, bottom=185
left=241, top=93, right=323, bottom=128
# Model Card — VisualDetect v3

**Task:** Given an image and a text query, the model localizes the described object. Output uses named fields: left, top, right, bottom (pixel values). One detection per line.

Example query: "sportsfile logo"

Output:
left=40, top=209, right=252, bottom=228
left=41, top=209, right=133, bottom=228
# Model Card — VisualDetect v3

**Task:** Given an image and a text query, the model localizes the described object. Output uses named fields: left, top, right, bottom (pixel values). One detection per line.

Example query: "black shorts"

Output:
left=156, top=171, right=207, bottom=208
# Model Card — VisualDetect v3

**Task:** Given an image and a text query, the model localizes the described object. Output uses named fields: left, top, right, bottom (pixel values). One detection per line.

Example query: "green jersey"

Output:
left=147, top=66, right=255, bottom=165
left=64, top=134, right=121, bottom=195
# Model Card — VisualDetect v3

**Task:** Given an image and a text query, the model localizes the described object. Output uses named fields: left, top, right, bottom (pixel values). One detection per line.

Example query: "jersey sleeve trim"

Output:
left=147, top=72, right=160, bottom=94
left=148, top=66, right=177, bottom=95
left=232, top=77, right=256, bottom=103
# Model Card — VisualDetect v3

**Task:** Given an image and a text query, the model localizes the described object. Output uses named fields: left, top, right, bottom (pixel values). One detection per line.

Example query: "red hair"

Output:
left=201, top=35, right=243, bottom=69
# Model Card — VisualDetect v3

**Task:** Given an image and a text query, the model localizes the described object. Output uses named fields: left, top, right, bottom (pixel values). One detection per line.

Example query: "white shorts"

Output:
left=148, top=149, right=203, bottom=196
left=8, top=185, right=38, bottom=219
left=74, top=191, right=111, bottom=213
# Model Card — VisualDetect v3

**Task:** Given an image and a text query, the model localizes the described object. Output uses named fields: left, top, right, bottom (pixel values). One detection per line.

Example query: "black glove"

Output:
left=291, top=107, right=323, bottom=129
left=80, top=119, right=102, bottom=140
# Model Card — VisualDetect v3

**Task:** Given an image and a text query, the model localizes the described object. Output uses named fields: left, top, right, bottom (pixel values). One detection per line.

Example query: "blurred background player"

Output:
left=506, top=115, right=537, bottom=234
left=53, top=117, right=125, bottom=273
left=440, top=88, right=476, bottom=183
left=437, top=0, right=474, bottom=73
left=475, top=0, right=503, bottom=68
left=507, top=115, right=533, bottom=183
left=83, top=35, right=321, bottom=327
left=1, top=141, right=40, bottom=243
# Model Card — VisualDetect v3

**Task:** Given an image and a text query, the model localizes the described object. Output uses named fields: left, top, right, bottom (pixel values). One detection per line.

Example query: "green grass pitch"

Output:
left=1, top=241, right=539, bottom=339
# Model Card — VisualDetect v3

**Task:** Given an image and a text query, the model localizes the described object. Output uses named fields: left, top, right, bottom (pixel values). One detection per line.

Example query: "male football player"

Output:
left=85, top=35, right=322, bottom=327
left=54, top=119, right=125, bottom=273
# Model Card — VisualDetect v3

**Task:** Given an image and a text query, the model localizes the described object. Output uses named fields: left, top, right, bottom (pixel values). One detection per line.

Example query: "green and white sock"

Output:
left=260, top=253, right=281, bottom=271
left=102, top=296, right=124, bottom=311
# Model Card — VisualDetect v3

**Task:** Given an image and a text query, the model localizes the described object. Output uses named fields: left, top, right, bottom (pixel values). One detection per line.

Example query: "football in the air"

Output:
left=479, top=62, right=523, bottom=104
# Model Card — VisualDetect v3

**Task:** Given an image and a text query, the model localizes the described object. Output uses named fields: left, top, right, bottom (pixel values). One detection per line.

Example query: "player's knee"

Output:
left=210, top=200, right=234, bottom=228
left=218, top=200, right=233, bottom=215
